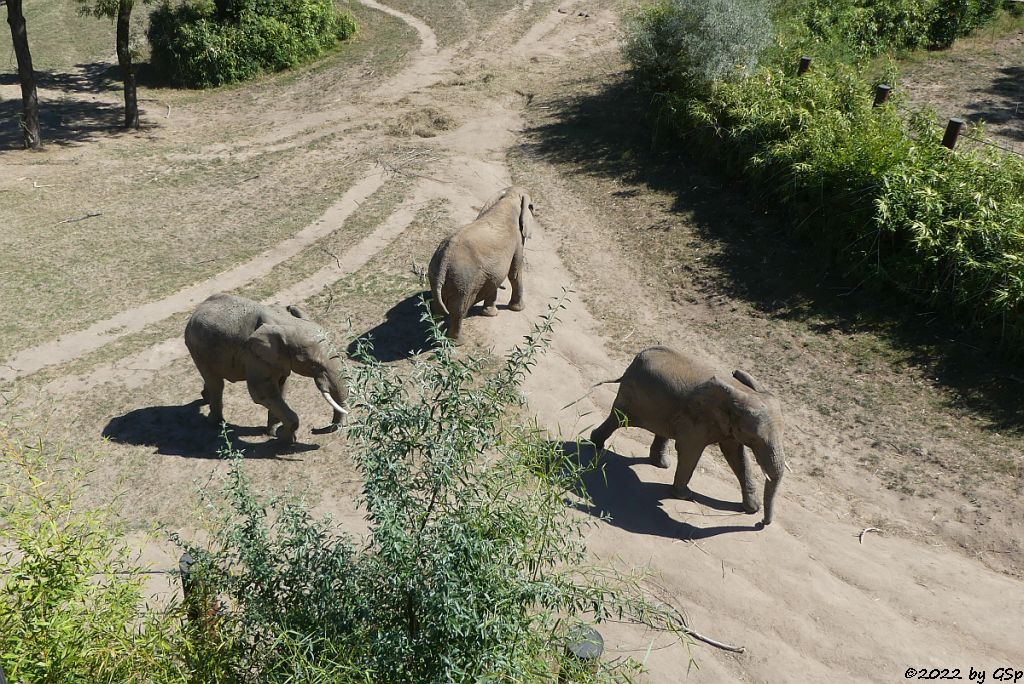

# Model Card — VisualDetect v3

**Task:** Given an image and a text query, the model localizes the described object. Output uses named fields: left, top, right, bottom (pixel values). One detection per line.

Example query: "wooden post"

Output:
left=179, top=551, right=199, bottom=622
left=558, top=625, right=604, bottom=682
left=873, top=84, right=891, bottom=107
left=798, top=56, right=812, bottom=76
left=942, top=118, right=964, bottom=149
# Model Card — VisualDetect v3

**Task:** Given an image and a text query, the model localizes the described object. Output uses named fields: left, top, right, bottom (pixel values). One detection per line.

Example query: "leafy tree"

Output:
left=75, top=0, right=148, bottom=129
left=4, top=0, right=41, bottom=148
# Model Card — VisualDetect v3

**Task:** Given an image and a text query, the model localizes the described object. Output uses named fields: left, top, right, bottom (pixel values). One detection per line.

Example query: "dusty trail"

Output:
left=7, top=1, right=1024, bottom=682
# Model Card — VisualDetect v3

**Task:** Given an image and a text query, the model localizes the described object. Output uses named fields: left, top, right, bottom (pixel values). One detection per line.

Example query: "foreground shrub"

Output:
left=0, top=433, right=188, bottom=683
left=177, top=299, right=689, bottom=682
left=147, top=0, right=357, bottom=87
left=623, top=0, right=774, bottom=94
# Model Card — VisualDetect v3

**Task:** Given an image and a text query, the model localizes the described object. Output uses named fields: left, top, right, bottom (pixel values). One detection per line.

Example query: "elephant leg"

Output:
left=649, top=435, right=671, bottom=469
left=266, top=375, right=289, bottom=437
left=671, top=435, right=707, bottom=500
left=507, top=257, right=525, bottom=312
left=480, top=282, right=499, bottom=317
left=447, top=310, right=465, bottom=345
left=196, top=366, right=225, bottom=424
left=720, top=439, right=759, bottom=514
left=590, top=409, right=625, bottom=453
left=446, top=296, right=474, bottom=345
left=248, top=378, right=299, bottom=443
left=430, top=295, right=445, bottom=319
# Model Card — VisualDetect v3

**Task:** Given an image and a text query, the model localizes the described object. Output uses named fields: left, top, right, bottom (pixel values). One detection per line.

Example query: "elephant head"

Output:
left=244, top=322, right=349, bottom=427
left=709, top=370, right=786, bottom=525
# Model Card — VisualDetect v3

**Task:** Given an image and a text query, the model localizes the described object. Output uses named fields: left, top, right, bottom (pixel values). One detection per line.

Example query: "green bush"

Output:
left=0, top=433, right=189, bottom=684
left=175, top=300, right=689, bottom=682
left=632, top=48, right=1024, bottom=348
left=800, top=0, right=1004, bottom=54
left=623, top=0, right=774, bottom=94
left=147, top=0, right=357, bottom=87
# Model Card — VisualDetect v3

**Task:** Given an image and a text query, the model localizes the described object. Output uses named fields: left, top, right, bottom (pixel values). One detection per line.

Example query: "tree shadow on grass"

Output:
left=964, top=66, right=1024, bottom=142
left=0, top=62, right=121, bottom=94
left=102, top=400, right=317, bottom=460
left=523, top=76, right=1024, bottom=432
left=0, top=94, right=124, bottom=150
left=0, top=61, right=169, bottom=150
left=558, top=441, right=759, bottom=541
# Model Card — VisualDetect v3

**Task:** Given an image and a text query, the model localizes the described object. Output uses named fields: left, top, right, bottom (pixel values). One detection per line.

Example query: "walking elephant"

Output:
left=590, top=346, right=786, bottom=526
left=428, top=186, right=537, bottom=344
left=184, top=293, right=348, bottom=443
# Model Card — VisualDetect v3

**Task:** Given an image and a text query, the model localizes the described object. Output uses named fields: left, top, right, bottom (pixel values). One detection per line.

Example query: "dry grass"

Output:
left=0, top=6, right=421, bottom=360
left=386, top=106, right=459, bottom=138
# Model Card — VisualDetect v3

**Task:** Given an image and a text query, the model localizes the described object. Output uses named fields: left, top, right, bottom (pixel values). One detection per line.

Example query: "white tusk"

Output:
left=321, top=391, right=349, bottom=416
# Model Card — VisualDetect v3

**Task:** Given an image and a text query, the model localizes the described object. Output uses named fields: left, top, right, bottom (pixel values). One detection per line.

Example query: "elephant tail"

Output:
left=431, top=249, right=450, bottom=315
left=559, top=375, right=623, bottom=410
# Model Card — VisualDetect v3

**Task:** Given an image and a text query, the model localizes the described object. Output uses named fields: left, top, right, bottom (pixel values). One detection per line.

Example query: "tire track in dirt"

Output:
left=0, top=171, right=388, bottom=384
left=38, top=187, right=429, bottom=396
left=3, top=0, right=602, bottom=390
left=250, top=0, right=448, bottom=150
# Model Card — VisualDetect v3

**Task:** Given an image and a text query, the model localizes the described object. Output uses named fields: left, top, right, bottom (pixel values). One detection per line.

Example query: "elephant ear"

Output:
left=519, top=193, right=536, bottom=242
left=733, top=369, right=769, bottom=393
left=708, top=374, right=769, bottom=426
left=245, top=325, right=290, bottom=370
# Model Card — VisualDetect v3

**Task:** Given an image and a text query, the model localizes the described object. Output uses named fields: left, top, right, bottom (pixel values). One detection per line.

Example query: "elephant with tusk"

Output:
left=184, top=293, right=349, bottom=443
left=590, top=346, right=786, bottom=527
left=428, top=185, right=537, bottom=344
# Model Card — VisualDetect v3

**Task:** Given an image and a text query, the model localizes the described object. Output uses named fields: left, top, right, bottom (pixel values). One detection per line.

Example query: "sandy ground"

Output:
left=2, top=1, right=1023, bottom=681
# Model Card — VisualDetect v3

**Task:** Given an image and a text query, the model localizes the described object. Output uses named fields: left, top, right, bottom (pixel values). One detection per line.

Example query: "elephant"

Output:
left=589, top=346, right=786, bottom=526
left=428, top=185, right=537, bottom=344
left=183, top=293, right=349, bottom=443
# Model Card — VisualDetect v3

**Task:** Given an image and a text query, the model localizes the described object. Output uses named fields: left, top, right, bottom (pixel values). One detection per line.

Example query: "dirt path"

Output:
left=6, top=2, right=1024, bottom=682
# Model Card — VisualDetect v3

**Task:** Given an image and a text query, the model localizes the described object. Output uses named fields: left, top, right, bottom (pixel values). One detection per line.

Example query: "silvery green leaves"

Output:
left=623, top=0, right=775, bottom=94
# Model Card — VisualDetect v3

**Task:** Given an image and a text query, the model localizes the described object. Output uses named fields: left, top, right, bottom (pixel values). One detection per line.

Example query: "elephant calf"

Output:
left=590, top=346, right=786, bottom=526
left=428, top=186, right=537, bottom=344
left=184, top=293, right=349, bottom=443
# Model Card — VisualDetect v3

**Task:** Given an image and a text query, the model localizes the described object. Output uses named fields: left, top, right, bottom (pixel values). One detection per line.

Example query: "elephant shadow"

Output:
left=557, top=441, right=761, bottom=541
left=102, top=400, right=318, bottom=460
left=348, top=293, right=438, bottom=362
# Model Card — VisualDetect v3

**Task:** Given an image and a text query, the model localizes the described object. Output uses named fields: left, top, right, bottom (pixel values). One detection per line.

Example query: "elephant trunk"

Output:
left=757, top=441, right=785, bottom=526
left=314, top=364, right=349, bottom=426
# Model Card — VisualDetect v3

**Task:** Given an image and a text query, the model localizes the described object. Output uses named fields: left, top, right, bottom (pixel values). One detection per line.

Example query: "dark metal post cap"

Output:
left=565, top=625, right=604, bottom=660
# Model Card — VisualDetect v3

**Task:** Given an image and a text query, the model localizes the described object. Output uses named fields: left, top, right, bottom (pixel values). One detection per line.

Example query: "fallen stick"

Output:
left=56, top=212, right=102, bottom=225
left=683, top=627, right=746, bottom=653
left=859, top=527, right=881, bottom=544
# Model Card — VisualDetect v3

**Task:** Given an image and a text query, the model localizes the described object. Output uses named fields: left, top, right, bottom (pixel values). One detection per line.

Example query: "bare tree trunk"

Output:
left=5, top=0, right=41, bottom=148
left=116, top=0, right=138, bottom=129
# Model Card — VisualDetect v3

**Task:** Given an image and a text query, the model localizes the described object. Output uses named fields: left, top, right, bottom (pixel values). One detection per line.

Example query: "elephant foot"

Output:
left=266, top=424, right=281, bottom=438
left=274, top=425, right=297, bottom=444
left=481, top=305, right=499, bottom=317
left=649, top=453, right=671, bottom=469
left=207, top=412, right=224, bottom=425
left=742, top=500, right=761, bottom=515
left=508, top=301, right=525, bottom=312
left=671, top=484, right=695, bottom=500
